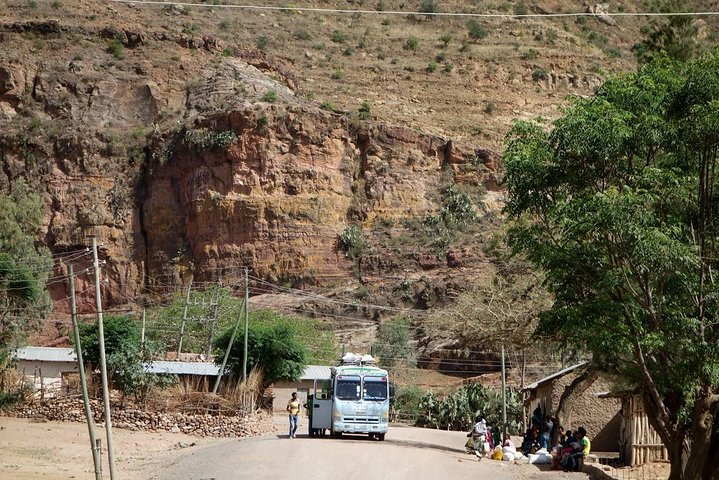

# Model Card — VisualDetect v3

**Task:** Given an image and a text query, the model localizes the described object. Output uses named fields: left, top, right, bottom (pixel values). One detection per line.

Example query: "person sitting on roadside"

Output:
left=561, top=427, right=591, bottom=471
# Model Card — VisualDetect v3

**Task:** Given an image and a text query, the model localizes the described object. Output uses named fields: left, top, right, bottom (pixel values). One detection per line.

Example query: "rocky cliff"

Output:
left=0, top=18, right=499, bottom=317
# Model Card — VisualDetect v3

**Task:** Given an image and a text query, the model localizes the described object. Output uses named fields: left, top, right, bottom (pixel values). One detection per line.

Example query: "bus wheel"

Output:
left=332, top=430, right=342, bottom=439
left=368, top=433, right=375, bottom=440
left=378, top=433, right=386, bottom=441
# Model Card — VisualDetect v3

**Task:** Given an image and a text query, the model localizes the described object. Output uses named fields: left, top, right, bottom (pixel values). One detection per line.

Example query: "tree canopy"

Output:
left=0, top=181, right=51, bottom=392
left=503, top=50, right=719, bottom=480
left=213, top=309, right=336, bottom=385
left=78, top=314, right=175, bottom=402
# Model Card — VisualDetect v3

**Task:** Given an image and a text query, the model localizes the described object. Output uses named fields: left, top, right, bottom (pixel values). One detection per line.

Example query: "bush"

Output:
left=107, top=39, right=125, bottom=60
left=331, top=30, right=348, bottom=43
left=256, top=36, right=269, bottom=51
left=546, top=28, right=558, bottom=44
left=320, top=101, right=336, bottom=111
left=183, top=129, right=237, bottom=151
left=78, top=315, right=176, bottom=403
left=439, top=34, right=452, bottom=47
left=213, top=310, right=337, bottom=384
left=373, top=317, right=416, bottom=367
left=358, top=101, right=371, bottom=120
left=405, top=36, right=419, bottom=50
left=532, top=67, right=548, bottom=81
left=418, top=0, right=438, bottom=14
left=520, top=48, right=538, bottom=60
left=393, top=385, right=425, bottom=418
left=263, top=90, right=277, bottom=102
left=483, top=101, right=496, bottom=114
left=417, top=383, right=523, bottom=432
left=467, top=20, right=488, bottom=41
left=441, top=183, right=476, bottom=227
left=513, top=0, right=527, bottom=16
left=337, top=224, right=367, bottom=259
left=331, top=69, right=345, bottom=80
left=426, top=61, right=438, bottom=72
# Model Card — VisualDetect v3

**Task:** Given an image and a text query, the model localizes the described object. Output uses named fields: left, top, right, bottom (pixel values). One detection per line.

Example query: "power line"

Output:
left=106, top=0, right=719, bottom=19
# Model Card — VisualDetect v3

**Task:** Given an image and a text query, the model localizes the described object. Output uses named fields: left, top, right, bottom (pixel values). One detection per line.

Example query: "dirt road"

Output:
left=0, top=416, right=218, bottom=480
left=158, top=418, right=589, bottom=480
left=1, top=415, right=591, bottom=480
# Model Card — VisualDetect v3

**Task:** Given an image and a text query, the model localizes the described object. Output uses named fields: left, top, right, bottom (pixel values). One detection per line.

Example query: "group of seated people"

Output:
left=521, top=407, right=591, bottom=471
left=552, top=426, right=591, bottom=471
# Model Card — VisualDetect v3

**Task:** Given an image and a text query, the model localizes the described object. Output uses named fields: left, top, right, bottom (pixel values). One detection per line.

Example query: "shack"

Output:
left=598, top=393, right=669, bottom=466
left=272, top=365, right=332, bottom=412
left=522, top=362, right=621, bottom=452
left=14, top=347, right=77, bottom=396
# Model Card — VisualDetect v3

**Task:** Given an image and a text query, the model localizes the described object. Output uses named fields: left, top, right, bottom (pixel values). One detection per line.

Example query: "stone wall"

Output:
left=1, top=397, right=279, bottom=438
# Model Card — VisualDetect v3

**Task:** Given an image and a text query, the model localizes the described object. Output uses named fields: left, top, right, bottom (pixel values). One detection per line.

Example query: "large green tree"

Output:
left=213, top=309, right=335, bottom=385
left=78, top=314, right=175, bottom=403
left=0, top=181, right=51, bottom=391
left=503, top=51, right=719, bottom=480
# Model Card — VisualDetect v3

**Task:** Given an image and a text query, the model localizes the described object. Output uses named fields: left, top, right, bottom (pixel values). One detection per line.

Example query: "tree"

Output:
left=423, top=269, right=549, bottom=351
left=503, top=50, right=719, bottom=480
left=213, top=310, right=316, bottom=385
left=633, top=0, right=702, bottom=64
left=78, top=314, right=175, bottom=403
left=0, top=181, right=52, bottom=392
left=373, top=316, right=416, bottom=368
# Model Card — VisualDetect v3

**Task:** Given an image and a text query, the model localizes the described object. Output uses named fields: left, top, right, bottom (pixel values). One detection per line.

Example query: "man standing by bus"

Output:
left=287, top=392, right=301, bottom=438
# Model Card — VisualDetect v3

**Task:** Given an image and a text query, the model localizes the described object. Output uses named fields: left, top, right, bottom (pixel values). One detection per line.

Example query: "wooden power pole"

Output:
left=68, top=265, right=103, bottom=480
left=92, top=238, right=116, bottom=480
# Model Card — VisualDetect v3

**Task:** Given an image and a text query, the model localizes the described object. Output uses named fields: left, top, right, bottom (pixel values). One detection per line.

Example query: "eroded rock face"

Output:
left=141, top=106, right=480, bottom=288
left=0, top=24, right=499, bottom=314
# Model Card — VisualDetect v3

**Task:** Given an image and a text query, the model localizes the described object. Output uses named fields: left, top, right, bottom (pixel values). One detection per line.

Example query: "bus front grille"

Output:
left=343, top=416, right=380, bottom=424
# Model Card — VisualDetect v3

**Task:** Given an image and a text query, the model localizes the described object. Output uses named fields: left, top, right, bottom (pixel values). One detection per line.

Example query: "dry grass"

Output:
left=148, top=368, right=265, bottom=415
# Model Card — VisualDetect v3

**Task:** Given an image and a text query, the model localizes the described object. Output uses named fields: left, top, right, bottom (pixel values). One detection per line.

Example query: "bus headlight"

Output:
left=382, top=411, right=389, bottom=423
left=333, top=408, right=342, bottom=422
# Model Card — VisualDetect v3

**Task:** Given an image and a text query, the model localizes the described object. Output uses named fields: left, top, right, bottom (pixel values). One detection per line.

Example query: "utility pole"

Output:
left=501, top=344, right=507, bottom=440
left=212, top=300, right=245, bottom=395
left=177, top=274, right=193, bottom=357
left=92, top=237, right=116, bottom=480
left=68, top=265, right=103, bottom=480
left=242, top=267, right=249, bottom=383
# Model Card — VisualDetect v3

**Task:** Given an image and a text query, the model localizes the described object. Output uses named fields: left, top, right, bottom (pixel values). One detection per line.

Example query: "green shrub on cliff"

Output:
left=183, top=129, right=237, bottom=151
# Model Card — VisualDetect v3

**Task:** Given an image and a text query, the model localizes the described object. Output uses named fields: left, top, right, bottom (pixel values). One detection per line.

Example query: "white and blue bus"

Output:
left=311, top=353, right=390, bottom=441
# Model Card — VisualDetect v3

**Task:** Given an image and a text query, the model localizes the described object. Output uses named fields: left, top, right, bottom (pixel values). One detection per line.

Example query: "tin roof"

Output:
left=144, top=361, right=220, bottom=376
left=300, top=365, right=332, bottom=380
left=522, top=361, right=589, bottom=392
left=15, top=347, right=76, bottom=363
left=14, top=347, right=219, bottom=376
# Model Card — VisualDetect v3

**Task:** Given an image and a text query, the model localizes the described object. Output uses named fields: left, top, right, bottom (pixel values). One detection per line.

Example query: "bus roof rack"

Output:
left=341, top=352, right=377, bottom=366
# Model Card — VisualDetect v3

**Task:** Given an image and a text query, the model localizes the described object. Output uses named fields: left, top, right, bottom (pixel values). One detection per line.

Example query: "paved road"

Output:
left=157, top=420, right=590, bottom=480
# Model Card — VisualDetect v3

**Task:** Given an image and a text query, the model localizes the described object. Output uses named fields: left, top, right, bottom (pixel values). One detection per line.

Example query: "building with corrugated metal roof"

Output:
left=13, top=346, right=221, bottom=397
left=272, top=365, right=332, bottom=413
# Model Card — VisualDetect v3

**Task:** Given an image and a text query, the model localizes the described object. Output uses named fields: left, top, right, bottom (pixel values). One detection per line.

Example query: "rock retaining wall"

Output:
left=1, top=397, right=279, bottom=438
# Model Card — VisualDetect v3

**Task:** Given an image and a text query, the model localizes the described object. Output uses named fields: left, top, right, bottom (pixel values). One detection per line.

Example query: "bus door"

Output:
left=312, top=378, right=332, bottom=431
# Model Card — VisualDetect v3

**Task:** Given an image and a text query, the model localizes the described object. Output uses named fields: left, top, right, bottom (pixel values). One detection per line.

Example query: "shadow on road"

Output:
left=385, top=438, right=467, bottom=455
left=272, top=433, right=465, bottom=455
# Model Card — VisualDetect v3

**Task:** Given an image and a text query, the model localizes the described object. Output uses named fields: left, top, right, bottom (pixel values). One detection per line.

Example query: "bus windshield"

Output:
left=336, top=376, right=361, bottom=400
left=363, top=377, right=388, bottom=401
